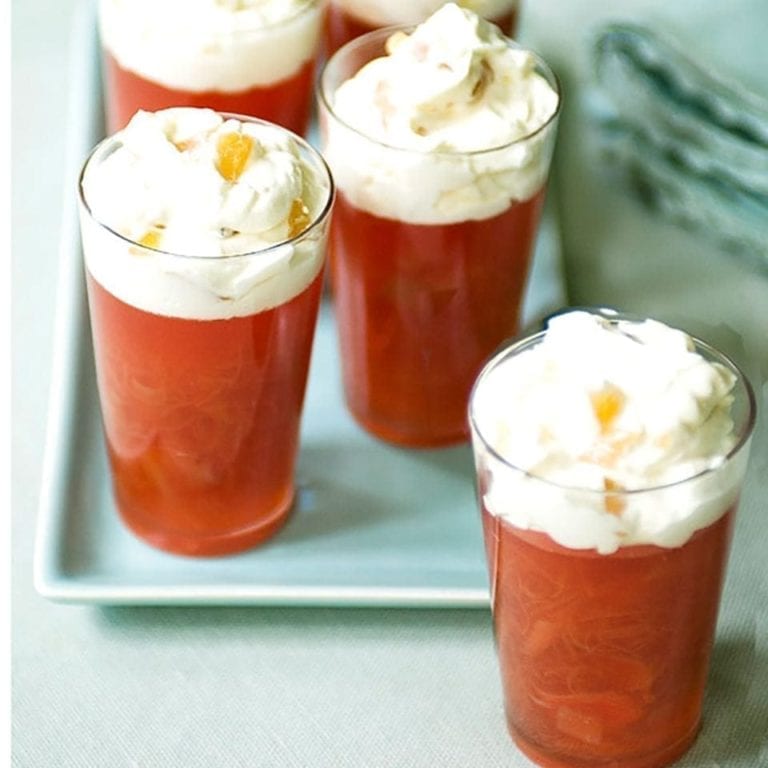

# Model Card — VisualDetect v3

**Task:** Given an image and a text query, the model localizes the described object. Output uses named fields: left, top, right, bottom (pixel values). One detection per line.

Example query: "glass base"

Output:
left=509, top=718, right=701, bottom=768
left=116, top=489, right=295, bottom=557
left=347, top=404, right=470, bottom=449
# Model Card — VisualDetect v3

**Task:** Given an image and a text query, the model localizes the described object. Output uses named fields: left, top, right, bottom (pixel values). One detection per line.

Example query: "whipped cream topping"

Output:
left=80, top=108, right=332, bottom=320
left=470, top=310, right=753, bottom=553
left=321, top=3, right=559, bottom=224
left=99, top=0, right=322, bottom=92
left=331, top=0, right=518, bottom=28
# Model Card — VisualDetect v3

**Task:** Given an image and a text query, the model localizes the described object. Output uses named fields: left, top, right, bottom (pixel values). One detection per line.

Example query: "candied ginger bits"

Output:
left=138, top=229, right=163, bottom=249
left=602, top=477, right=626, bottom=516
left=216, top=132, right=255, bottom=182
left=288, top=198, right=311, bottom=238
left=590, top=383, right=626, bottom=433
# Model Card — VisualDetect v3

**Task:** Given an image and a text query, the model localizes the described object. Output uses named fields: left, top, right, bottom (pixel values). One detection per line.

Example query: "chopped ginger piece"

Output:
left=288, top=198, right=311, bottom=238
left=138, top=229, right=162, bottom=249
left=216, top=132, right=254, bottom=182
left=172, top=138, right=194, bottom=152
left=590, top=383, right=626, bottom=433
left=603, top=477, right=626, bottom=516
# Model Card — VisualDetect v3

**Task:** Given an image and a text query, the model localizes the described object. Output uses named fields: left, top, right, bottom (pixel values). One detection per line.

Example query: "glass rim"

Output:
left=78, top=111, right=335, bottom=262
left=468, top=308, right=757, bottom=497
left=318, top=22, right=562, bottom=158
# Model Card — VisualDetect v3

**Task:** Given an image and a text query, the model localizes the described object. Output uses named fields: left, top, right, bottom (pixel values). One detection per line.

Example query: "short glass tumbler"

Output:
left=318, top=26, right=560, bottom=447
left=79, top=115, right=334, bottom=557
left=323, top=0, right=520, bottom=57
left=468, top=322, right=756, bottom=768
left=99, top=0, right=324, bottom=135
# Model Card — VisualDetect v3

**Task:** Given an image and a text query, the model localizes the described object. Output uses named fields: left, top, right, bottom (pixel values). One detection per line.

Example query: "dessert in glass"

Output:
left=325, top=0, right=520, bottom=57
left=78, top=108, right=334, bottom=556
left=99, top=0, right=324, bottom=135
left=318, top=4, right=560, bottom=447
left=468, top=308, right=756, bottom=768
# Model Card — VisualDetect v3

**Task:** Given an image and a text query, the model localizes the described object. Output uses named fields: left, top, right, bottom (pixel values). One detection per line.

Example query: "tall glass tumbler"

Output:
left=318, top=25, right=560, bottom=447
left=79, top=113, right=334, bottom=557
left=468, top=316, right=756, bottom=768
left=324, top=0, right=520, bottom=57
left=99, top=0, right=324, bottom=135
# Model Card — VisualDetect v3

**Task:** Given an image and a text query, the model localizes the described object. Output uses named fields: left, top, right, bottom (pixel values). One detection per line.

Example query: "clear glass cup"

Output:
left=318, top=26, right=560, bottom=447
left=99, top=0, right=324, bottom=135
left=468, top=315, right=757, bottom=768
left=324, top=0, right=520, bottom=57
left=78, top=114, right=334, bottom=557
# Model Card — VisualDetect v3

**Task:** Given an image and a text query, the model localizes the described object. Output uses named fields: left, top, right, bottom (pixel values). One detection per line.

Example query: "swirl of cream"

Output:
left=80, top=108, right=332, bottom=319
left=323, top=3, right=559, bottom=224
left=332, top=3, right=557, bottom=153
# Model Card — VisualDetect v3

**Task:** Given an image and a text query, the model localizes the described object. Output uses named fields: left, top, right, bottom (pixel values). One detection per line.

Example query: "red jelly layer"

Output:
left=329, top=189, right=545, bottom=446
left=482, top=507, right=735, bottom=768
left=86, top=271, right=323, bottom=556
left=103, top=52, right=316, bottom=136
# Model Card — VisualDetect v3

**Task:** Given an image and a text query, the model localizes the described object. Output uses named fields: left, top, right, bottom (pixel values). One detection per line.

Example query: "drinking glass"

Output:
left=318, top=26, right=560, bottom=447
left=99, top=0, right=324, bottom=135
left=324, top=0, right=520, bottom=57
left=468, top=317, right=756, bottom=768
left=79, top=114, right=334, bottom=556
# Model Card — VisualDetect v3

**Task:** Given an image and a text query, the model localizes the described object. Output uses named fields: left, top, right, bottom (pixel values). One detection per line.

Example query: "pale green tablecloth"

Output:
left=12, top=0, right=767, bottom=765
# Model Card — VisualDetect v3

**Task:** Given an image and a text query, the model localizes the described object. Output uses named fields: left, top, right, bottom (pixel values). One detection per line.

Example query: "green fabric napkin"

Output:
left=591, top=23, right=768, bottom=266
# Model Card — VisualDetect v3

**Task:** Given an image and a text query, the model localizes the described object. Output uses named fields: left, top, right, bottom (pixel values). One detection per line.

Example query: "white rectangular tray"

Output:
left=33, top=2, right=567, bottom=607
